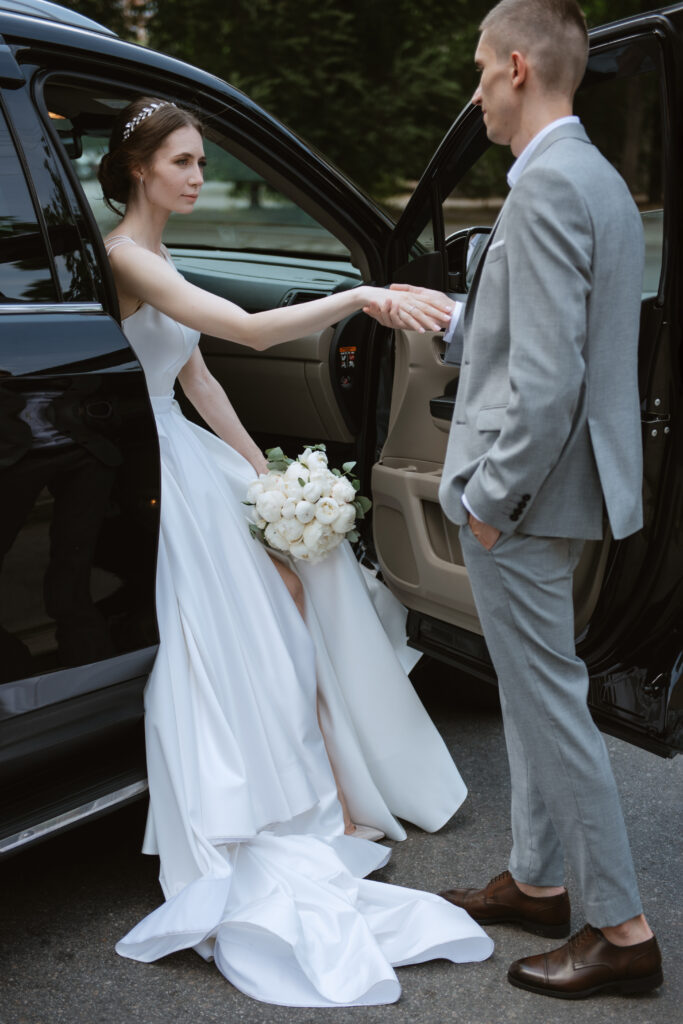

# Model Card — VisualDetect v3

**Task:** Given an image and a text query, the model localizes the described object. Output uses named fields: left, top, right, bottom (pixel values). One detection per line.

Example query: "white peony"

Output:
left=280, top=498, right=297, bottom=519
left=289, top=540, right=315, bottom=561
left=246, top=506, right=267, bottom=530
left=256, top=489, right=285, bottom=523
left=280, top=517, right=304, bottom=543
left=260, top=471, right=283, bottom=492
left=306, top=451, right=328, bottom=473
left=246, top=479, right=265, bottom=504
left=284, top=461, right=309, bottom=483
left=310, top=469, right=337, bottom=494
left=331, top=478, right=356, bottom=505
left=264, top=521, right=289, bottom=551
left=332, top=502, right=356, bottom=534
left=302, top=481, right=323, bottom=503
left=315, top=496, right=340, bottom=525
left=295, top=500, right=316, bottom=524
left=303, top=519, right=326, bottom=550
left=283, top=478, right=305, bottom=502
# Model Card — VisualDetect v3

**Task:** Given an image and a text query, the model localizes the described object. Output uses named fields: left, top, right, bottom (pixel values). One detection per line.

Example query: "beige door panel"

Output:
left=200, top=326, right=353, bottom=442
left=372, top=460, right=482, bottom=634
left=372, top=327, right=476, bottom=627
left=383, top=329, right=458, bottom=462
left=373, top=327, right=608, bottom=640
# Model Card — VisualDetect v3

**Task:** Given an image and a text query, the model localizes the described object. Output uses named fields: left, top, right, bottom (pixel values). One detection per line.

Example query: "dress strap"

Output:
left=105, top=234, right=137, bottom=255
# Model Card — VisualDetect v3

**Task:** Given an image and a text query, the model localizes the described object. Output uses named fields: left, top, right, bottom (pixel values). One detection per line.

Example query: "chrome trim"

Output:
left=0, top=780, right=148, bottom=856
left=0, top=302, right=104, bottom=314
left=0, top=645, right=157, bottom=720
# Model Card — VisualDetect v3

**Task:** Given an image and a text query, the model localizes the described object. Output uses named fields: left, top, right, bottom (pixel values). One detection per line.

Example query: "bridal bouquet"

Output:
left=244, top=444, right=371, bottom=563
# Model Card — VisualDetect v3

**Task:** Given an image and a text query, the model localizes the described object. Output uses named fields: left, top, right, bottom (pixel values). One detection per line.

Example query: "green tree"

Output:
left=67, top=0, right=659, bottom=196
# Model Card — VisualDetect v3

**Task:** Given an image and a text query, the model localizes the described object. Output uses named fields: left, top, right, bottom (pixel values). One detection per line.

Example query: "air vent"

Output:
left=281, top=289, right=327, bottom=306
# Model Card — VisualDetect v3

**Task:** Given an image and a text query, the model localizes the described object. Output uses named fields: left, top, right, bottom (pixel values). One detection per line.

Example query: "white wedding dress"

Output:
left=107, top=238, right=493, bottom=1006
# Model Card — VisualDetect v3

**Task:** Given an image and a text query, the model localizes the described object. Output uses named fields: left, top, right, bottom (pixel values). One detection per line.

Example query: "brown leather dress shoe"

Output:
left=508, top=923, right=663, bottom=999
left=439, top=870, right=570, bottom=938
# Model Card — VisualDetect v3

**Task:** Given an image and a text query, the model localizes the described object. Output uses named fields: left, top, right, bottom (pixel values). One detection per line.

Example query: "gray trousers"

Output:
left=459, top=524, right=643, bottom=927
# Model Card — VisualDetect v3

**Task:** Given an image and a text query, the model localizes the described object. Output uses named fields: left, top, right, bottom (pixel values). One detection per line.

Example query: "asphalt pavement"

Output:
left=1, top=668, right=680, bottom=1024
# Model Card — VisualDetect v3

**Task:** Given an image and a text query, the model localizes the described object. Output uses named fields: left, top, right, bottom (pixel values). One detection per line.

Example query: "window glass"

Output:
left=72, top=125, right=351, bottom=260
left=0, top=108, right=57, bottom=304
left=575, top=42, right=663, bottom=299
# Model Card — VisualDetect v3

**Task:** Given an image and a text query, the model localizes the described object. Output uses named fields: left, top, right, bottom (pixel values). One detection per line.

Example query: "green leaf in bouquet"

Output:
left=342, top=461, right=357, bottom=474
left=347, top=529, right=360, bottom=543
left=305, top=442, right=327, bottom=452
left=265, top=445, right=292, bottom=471
left=298, top=477, right=306, bottom=487
left=351, top=479, right=360, bottom=491
left=355, top=494, right=372, bottom=514
left=248, top=523, right=265, bottom=541
left=332, top=467, right=342, bottom=477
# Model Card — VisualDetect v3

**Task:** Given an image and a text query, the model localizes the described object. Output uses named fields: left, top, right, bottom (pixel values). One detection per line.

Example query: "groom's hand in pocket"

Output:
left=468, top=513, right=501, bottom=551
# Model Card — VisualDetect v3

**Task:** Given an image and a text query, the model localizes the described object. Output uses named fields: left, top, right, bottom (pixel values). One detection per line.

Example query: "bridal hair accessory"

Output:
left=244, top=444, right=372, bottom=563
left=122, top=101, right=177, bottom=141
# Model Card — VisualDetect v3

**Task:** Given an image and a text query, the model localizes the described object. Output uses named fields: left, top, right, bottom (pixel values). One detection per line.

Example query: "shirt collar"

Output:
left=507, top=116, right=580, bottom=188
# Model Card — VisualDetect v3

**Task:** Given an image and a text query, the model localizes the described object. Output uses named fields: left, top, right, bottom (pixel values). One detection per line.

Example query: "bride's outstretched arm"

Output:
left=107, top=245, right=454, bottom=349
left=177, top=348, right=267, bottom=473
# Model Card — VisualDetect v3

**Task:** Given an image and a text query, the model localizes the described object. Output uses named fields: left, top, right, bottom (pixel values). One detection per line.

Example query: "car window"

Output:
left=440, top=36, right=664, bottom=301
left=67, top=117, right=351, bottom=261
left=0, top=104, right=58, bottom=304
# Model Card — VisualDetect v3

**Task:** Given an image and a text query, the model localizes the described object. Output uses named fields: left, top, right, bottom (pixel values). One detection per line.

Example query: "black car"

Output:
left=0, top=0, right=681, bottom=858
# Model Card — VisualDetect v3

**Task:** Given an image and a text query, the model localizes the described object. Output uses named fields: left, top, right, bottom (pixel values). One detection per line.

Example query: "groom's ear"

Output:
left=510, top=51, right=529, bottom=90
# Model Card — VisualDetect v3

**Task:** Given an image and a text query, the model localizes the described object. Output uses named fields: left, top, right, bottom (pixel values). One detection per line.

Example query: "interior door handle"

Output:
left=430, top=394, right=455, bottom=421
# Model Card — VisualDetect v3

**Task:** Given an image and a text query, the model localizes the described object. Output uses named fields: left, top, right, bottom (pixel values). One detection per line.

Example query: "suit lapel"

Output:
left=463, top=123, right=590, bottom=322
left=464, top=205, right=505, bottom=317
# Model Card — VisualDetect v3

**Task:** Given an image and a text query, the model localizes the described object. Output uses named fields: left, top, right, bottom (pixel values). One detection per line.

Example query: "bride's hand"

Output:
left=362, top=285, right=455, bottom=332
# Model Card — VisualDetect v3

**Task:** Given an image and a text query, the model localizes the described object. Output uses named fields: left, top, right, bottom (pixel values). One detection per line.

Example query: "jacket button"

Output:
left=522, top=494, right=530, bottom=501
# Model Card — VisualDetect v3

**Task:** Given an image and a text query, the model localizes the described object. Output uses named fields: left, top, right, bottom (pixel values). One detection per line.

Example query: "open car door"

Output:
left=373, top=10, right=683, bottom=757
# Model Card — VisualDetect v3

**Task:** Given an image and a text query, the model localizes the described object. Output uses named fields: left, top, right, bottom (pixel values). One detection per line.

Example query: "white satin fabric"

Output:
left=109, top=242, right=493, bottom=1005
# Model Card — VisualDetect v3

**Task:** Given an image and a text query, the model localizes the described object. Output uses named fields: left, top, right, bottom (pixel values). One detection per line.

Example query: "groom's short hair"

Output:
left=481, top=0, right=589, bottom=95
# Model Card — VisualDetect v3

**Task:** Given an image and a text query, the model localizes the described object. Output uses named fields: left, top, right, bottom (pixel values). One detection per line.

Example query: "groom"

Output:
left=387, top=0, right=663, bottom=1000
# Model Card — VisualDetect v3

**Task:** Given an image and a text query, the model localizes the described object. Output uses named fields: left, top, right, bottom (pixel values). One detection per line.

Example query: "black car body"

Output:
left=0, top=1, right=681, bottom=857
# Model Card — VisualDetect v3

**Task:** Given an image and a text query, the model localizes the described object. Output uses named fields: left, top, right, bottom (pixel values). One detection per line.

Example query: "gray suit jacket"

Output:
left=439, top=123, right=644, bottom=541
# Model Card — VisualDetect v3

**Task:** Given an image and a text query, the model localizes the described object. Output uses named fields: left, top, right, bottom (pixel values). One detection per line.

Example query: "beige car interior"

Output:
left=372, top=327, right=610, bottom=637
left=201, top=329, right=354, bottom=444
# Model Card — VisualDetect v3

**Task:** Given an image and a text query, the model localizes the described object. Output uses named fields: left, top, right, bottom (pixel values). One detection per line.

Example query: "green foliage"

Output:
left=64, top=0, right=144, bottom=39
left=264, top=446, right=292, bottom=471
left=67, top=0, right=659, bottom=196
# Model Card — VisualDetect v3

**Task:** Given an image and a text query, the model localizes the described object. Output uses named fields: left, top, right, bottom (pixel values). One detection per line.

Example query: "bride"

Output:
left=100, top=96, right=493, bottom=1007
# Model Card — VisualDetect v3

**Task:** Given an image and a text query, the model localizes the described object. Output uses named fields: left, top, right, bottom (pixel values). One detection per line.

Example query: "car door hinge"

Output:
left=642, top=411, right=671, bottom=439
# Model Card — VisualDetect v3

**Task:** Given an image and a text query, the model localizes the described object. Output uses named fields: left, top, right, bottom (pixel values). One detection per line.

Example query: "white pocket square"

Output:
left=488, top=239, right=505, bottom=251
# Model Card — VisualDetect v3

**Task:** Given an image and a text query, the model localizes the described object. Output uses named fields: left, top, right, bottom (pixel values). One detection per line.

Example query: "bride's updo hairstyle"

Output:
left=98, top=96, right=203, bottom=214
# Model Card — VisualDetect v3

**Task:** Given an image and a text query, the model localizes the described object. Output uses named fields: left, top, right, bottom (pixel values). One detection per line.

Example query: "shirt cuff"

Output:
left=443, top=301, right=464, bottom=345
left=461, top=493, right=479, bottom=520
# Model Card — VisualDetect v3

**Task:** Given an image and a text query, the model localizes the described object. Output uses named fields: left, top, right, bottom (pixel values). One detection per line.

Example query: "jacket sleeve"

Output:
left=463, top=166, right=594, bottom=531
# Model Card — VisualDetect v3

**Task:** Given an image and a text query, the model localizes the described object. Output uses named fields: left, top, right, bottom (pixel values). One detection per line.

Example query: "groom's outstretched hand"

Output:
left=363, top=283, right=455, bottom=331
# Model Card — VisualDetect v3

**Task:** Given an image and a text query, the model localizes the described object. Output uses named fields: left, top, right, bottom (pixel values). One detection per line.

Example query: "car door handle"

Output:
left=430, top=394, right=455, bottom=421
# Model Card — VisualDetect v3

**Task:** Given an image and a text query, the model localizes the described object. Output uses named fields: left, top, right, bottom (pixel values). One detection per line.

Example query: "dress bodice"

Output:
left=105, top=236, right=200, bottom=399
